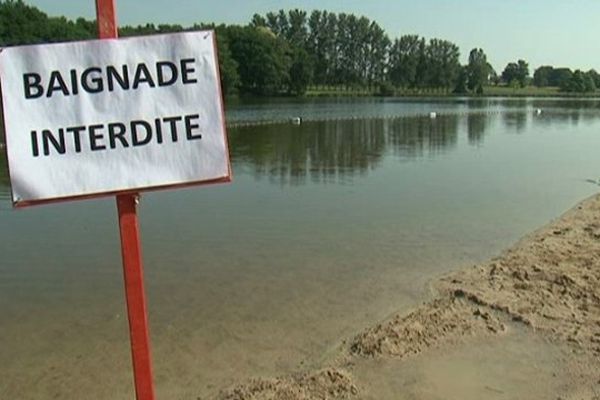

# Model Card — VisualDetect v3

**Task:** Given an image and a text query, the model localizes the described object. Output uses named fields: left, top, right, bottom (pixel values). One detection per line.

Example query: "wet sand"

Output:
left=218, top=193, right=600, bottom=399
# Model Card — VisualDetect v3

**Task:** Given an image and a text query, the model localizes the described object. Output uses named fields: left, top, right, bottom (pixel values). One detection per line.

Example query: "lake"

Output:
left=1, top=97, right=599, bottom=399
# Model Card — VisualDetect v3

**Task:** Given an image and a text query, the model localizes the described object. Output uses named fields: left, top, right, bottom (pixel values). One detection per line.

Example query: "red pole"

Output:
left=116, top=194, right=155, bottom=400
left=95, top=1, right=156, bottom=399
left=95, top=0, right=118, bottom=39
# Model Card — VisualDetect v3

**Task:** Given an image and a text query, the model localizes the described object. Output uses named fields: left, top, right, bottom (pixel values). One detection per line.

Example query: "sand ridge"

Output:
left=217, top=193, right=600, bottom=399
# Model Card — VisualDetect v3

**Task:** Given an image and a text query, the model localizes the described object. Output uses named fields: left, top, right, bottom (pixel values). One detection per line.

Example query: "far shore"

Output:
left=217, top=193, right=600, bottom=400
left=303, top=85, right=600, bottom=98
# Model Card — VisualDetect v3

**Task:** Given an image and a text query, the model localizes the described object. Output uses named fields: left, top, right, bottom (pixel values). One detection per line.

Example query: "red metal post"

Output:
left=116, top=194, right=156, bottom=400
left=95, top=1, right=156, bottom=399
left=95, top=0, right=118, bottom=39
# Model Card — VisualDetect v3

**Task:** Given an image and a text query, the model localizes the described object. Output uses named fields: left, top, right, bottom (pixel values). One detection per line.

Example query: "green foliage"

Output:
left=388, top=35, right=459, bottom=90
left=533, top=66, right=598, bottom=93
left=501, top=60, right=529, bottom=88
left=560, top=69, right=596, bottom=93
left=533, top=66, right=574, bottom=88
left=533, top=65, right=553, bottom=87
left=0, top=0, right=93, bottom=45
left=388, top=35, right=422, bottom=88
left=3, top=1, right=599, bottom=98
left=467, top=48, right=489, bottom=93
left=288, top=46, right=313, bottom=95
left=214, top=26, right=240, bottom=96
left=453, top=66, right=468, bottom=94
left=226, top=26, right=291, bottom=96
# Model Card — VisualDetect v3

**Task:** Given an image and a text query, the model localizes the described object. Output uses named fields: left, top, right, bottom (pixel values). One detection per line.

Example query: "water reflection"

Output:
left=467, top=113, right=488, bottom=146
left=229, top=119, right=386, bottom=185
left=387, top=114, right=458, bottom=158
left=1, top=99, right=600, bottom=193
left=502, top=112, right=528, bottom=134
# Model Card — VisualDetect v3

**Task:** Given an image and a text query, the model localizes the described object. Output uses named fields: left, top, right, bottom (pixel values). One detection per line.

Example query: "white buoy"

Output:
left=429, top=112, right=437, bottom=119
left=290, top=117, right=302, bottom=125
left=535, top=108, right=542, bottom=115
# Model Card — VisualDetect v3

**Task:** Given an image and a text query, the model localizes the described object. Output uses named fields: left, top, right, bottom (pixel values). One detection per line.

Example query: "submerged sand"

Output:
left=217, top=193, right=600, bottom=399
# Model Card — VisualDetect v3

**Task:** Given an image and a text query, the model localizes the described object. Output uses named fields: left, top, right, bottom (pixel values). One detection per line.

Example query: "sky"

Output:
left=23, top=0, right=600, bottom=73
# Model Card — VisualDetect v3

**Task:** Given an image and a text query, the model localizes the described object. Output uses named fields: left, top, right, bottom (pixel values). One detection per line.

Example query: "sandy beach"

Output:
left=217, top=193, right=600, bottom=400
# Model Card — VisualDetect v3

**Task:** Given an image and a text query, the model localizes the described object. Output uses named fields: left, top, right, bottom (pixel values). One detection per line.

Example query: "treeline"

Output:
left=1, top=1, right=598, bottom=96
left=533, top=66, right=599, bottom=93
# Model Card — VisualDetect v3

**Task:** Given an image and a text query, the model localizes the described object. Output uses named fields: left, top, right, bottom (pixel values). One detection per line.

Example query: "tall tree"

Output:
left=502, top=59, right=529, bottom=87
left=250, top=13, right=267, bottom=28
left=424, top=39, right=460, bottom=89
left=561, top=69, right=596, bottom=93
left=227, top=26, right=291, bottom=95
left=549, top=68, right=573, bottom=87
left=286, top=9, right=308, bottom=47
left=365, top=21, right=390, bottom=86
left=453, top=65, right=468, bottom=94
left=533, top=65, right=553, bottom=87
left=388, top=35, right=423, bottom=88
left=467, top=48, right=489, bottom=93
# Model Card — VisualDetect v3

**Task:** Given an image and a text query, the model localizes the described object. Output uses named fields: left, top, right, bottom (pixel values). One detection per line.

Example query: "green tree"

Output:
left=533, top=65, right=553, bottom=87
left=286, top=9, right=308, bottom=47
left=516, top=59, right=529, bottom=87
left=549, top=68, right=573, bottom=87
left=288, top=46, right=313, bottom=95
left=453, top=65, right=468, bottom=94
left=307, top=10, right=326, bottom=85
left=250, top=13, right=267, bottom=28
left=561, top=69, right=596, bottom=93
left=0, top=0, right=92, bottom=45
left=466, top=48, right=489, bottom=93
left=424, top=38, right=460, bottom=89
left=388, top=35, right=422, bottom=88
left=227, top=26, right=290, bottom=95
left=214, top=26, right=240, bottom=95
left=365, top=21, right=391, bottom=86
left=502, top=59, right=529, bottom=88
left=586, top=69, right=600, bottom=88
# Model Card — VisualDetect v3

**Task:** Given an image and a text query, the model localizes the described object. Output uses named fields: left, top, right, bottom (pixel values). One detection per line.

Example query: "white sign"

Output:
left=0, top=31, right=231, bottom=206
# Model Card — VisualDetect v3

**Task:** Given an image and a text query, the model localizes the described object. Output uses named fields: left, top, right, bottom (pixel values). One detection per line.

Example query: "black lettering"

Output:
left=163, top=116, right=182, bottom=142
left=23, top=73, right=43, bottom=99
left=47, top=71, right=70, bottom=98
left=66, top=126, right=85, bottom=153
left=42, top=129, right=66, bottom=155
left=156, top=61, right=178, bottom=86
left=180, top=58, right=197, bottom=84
left=131, top=120, right=152, bottom=146
left=154, top=118, right=163, bottom=144
left=108, top=122, right=129, bottom=148
left=81, top=67, right=104, bottom=93
left=132, top=64, right=156, bottom=89
left=70, top=69, right=79, bottom=95
left=88, top=124, right=106, bottom=151
left=106, top=65, right=130, bottom=91
left=31, top=131, right=39, bottom=157
left=184, top=114, right=202, bottom=140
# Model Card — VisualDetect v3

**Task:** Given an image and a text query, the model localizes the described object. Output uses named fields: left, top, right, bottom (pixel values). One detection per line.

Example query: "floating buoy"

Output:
left=429, top=112, right=437, bottom=119
left=290, top=117, right=302, bottom=125
left=535, top=108, right=542, bottom=115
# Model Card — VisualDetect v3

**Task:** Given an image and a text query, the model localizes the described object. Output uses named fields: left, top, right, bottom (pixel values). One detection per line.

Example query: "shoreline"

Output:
left=217, top=193, right=600, bottom=399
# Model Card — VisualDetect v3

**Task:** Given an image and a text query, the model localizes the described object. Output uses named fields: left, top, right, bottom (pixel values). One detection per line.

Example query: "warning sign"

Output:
left=0, top=30, right=231, bottom=206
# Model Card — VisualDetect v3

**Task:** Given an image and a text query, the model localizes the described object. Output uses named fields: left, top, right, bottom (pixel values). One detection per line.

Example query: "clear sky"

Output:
left=23, top=0, right=600, bottom=72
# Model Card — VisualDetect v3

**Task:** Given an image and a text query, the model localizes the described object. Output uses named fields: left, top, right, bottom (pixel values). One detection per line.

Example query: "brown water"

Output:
left=353, top=326, right=599, bottom=400
left=1, top=97, right=600, bottom=399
